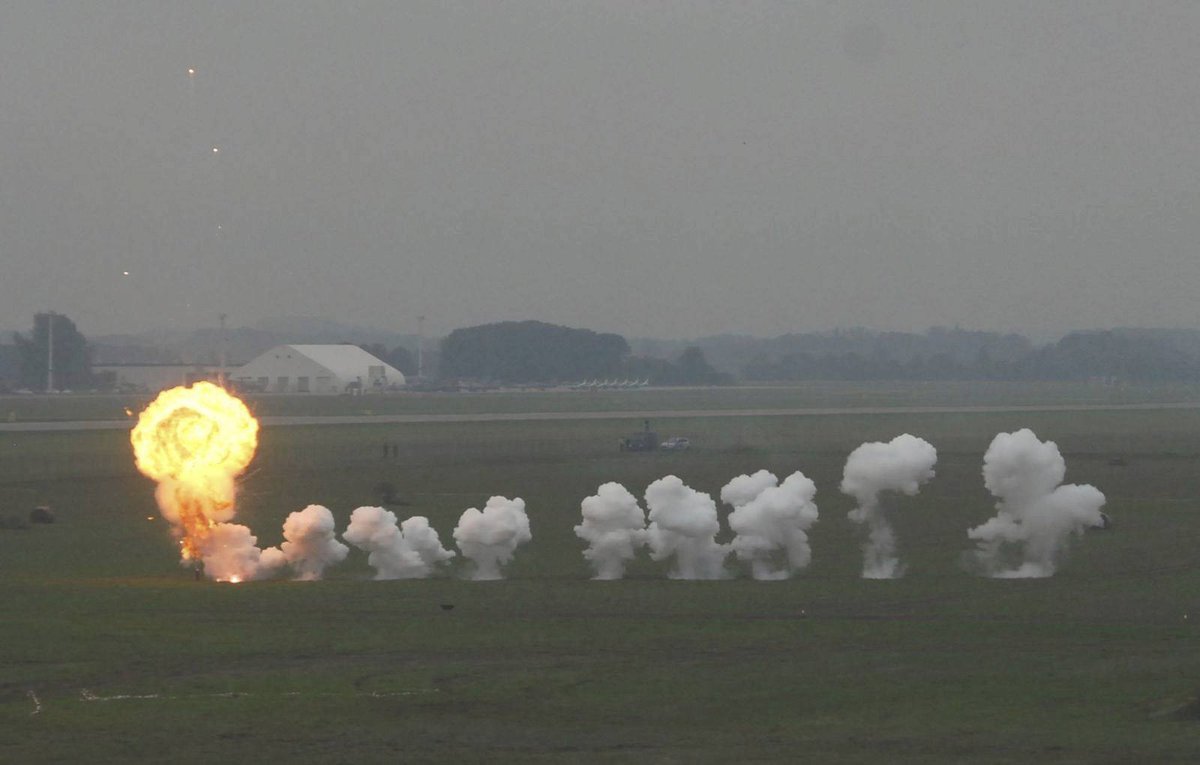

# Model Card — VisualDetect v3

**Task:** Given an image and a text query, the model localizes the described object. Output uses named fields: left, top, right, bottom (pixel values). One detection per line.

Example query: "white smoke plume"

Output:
left=840, top=434, right=938, bottom=579
left=967, top=428, right=1106, bottom=578
left=574, top=482, right=647, bottom=580
left=644, top=476, right=729, bottom=580
left=343, top=506, right=455, bottom=580
left=275, top=504, right=350, bottom=580
left=722, top=470, right=819, bottom=580
left=198, top=523, right=285, bottom=583
left=719, top=469, right=780, bottom=510
left=452, top=496, right=532, bottom=580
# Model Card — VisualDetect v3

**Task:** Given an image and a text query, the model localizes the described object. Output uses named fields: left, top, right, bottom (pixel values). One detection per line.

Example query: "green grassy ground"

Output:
left=2, top=403, right=1199, bottom=762
left=5, top=379, right=1200, bottom=422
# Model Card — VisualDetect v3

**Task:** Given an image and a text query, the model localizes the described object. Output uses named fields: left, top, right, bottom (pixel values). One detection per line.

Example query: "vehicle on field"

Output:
left=619, top=420, right=658, bottom=452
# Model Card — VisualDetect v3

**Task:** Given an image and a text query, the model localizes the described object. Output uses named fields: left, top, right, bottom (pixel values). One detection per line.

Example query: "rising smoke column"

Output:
left=273, top=504, right=350, bottom=580
left=644, top=476, right=729, bottom=579
left=452, top=496, right=532, bottom=580
left=722, top=470, right=819, bottom=580
left=840, top=434, right=938, bottom=579
left=574, top=482, right=647, bottom=580
left=131, top=381, right=266, bottom=581
left=967, top=429, right=1106, bottom=578
left=343, top=506, right=455, bottom=579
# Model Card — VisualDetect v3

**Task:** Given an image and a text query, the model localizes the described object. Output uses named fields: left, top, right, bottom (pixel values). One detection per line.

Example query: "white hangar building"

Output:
left=233, top=344, right=405, bottom=394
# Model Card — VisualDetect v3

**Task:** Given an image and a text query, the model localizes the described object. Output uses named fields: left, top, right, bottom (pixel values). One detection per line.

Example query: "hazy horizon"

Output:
left=4, top=2, right=1198, bottom=340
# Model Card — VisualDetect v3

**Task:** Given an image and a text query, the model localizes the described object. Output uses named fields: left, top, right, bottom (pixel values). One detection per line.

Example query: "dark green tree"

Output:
left=14, top=313, right=93, bottom=391
left=385, top=345, right=417, bottom=377
left=440, top=321, right=629, bottom=382
left=674, top=347, right=730, bottom=385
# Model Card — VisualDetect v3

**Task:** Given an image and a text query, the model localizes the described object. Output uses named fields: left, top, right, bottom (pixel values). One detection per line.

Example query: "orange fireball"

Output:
left=131, top=382, right=258, bottom=561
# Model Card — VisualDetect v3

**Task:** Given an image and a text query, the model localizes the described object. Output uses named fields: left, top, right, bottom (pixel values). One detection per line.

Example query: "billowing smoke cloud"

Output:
left=574, top=482, right=647, bottom=580
left=644, top=476, right=729, bottom=579
left=841, top=434, right=938, bottom=579
left=453, top=496, right=532, bottom=580
left=967, top=429, right=1106, bottom=578
left=198, top=523, right=284, bottom=583
left=344, top=506, right=455, bottom=579
left=719, top=469, right=779, bottom=510
left=274, top=504, right=350, bottom=580
left=722, top=470, right=819, bottom=580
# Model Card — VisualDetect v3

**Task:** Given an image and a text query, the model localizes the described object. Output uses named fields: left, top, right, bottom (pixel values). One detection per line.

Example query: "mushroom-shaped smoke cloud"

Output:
left=275, top=504, right=350, bottom=580
left=453, top=496, right=532, bottom=580
left=722, top=470, right=819, bottom=580
left=840, top=434, right=938, bottom=579
left=575, top=482, right=647, bottom=580
left=967, top=428, right=1105, bottom=578
left=644, top=476, right=729, bottom=580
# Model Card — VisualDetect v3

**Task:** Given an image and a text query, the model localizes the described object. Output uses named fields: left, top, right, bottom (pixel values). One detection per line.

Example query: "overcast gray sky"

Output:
left=2, top=1, right=1197, bottom=340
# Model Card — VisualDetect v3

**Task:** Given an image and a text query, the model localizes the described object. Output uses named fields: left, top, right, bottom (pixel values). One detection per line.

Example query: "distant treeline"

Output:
left=439, top=321, right=729, bottom=386
left=687, top=327, right=1200, bottom=383
left=8, top=316, right=1200, bottom=391
left=445, top=322, right=1200, bottom=385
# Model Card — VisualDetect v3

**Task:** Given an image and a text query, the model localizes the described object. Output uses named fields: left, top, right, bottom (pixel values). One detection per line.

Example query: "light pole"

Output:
left=45, top=312, right=55, bottom=393
left=416, top=315, right=426, bottom=381
left=218, top=313, right=228, bottom=387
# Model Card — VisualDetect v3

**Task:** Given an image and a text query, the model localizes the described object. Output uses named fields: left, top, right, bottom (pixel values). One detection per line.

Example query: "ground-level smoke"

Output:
left=275, top=505, right=350, bottom=580
left=453, top=496, right=532, bottom=580
left=722, top=470, right=819, bottom=580
left=197, top=523, right=284, bottom=583
left=644, top=476, right=729, bottom=579
left=841, top=434, right=938, bottom=579
left=343, top=506, right=455, bottom=579
left=967, top=428, right=1106, bottom=578
left=575, top=482, right=647, bottom=579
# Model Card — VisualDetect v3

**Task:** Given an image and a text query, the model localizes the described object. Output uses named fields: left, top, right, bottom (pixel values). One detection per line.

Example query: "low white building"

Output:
left=232, top=345, right=404, bottom=394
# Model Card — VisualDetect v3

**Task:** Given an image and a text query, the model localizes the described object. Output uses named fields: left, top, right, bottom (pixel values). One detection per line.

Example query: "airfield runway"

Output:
left=2, top=401, right=1199, bottom=432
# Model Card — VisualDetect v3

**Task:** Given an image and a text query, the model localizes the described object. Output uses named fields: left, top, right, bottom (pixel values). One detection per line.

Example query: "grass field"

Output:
left=5, top=379, right=1200, bottom=422
left=2, top=394, right=1200, bottom=762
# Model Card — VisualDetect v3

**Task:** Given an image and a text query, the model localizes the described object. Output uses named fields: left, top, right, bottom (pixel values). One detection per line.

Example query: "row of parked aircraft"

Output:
left=569, top=379, right=651, bottom=389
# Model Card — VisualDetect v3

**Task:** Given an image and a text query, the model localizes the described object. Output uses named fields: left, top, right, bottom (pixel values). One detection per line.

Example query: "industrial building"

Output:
left=232, top=344, right=404, bottom=394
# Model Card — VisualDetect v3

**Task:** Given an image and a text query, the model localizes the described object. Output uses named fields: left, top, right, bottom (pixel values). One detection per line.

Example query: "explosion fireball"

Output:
left=131, top=382, right=259, bottom=566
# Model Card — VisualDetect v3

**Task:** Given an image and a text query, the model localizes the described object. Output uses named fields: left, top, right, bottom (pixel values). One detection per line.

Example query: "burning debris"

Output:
left=967, top=428, right=1106, bottom=578
left=841, top=434, right=938, bottom=579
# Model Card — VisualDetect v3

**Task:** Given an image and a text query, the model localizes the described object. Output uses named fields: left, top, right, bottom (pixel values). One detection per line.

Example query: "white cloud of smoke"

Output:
left=722, top=470, right=819, bottom=580
left=275, top=504, right=350, bottom=580
left=841, top=434, right=938, bottom=579
left=574, top=482, right=647, bottom=580
left=967, top=428, right=1106, bottom=578
left=343, top=506, right=455, bottom=579
left=452, top=496, right=532, bottom=580
left=198, top=523, right=284, bottom=583
left=644, top=476, right=729, bottom=579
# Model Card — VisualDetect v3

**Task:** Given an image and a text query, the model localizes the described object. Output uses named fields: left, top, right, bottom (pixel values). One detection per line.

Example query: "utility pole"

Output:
left=416, top=315, right=426, bottom=381
left=218, top=313, right=228, bottom=387
left=46, top=312, right=55, bottom=393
